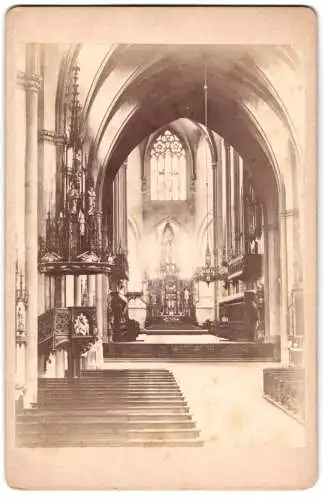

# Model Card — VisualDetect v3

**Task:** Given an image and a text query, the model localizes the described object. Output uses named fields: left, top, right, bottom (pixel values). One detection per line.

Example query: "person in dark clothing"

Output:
left=245, top=293, right=259, bottom=341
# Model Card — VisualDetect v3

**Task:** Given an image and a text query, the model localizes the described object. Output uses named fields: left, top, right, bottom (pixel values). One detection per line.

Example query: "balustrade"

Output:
left=263, top=367, right=305, bottom=422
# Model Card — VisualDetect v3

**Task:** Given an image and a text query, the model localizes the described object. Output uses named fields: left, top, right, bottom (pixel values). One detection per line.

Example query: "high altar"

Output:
left=146, top=262, right=196, bottom=326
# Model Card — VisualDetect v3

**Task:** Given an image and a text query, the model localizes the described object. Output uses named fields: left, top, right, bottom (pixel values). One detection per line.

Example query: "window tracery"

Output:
left=150, top=129, right=187, bottom=200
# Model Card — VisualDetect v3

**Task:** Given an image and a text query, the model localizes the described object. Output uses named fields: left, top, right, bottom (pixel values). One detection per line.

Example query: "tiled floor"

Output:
left=102, top=361, right=306, bottom=447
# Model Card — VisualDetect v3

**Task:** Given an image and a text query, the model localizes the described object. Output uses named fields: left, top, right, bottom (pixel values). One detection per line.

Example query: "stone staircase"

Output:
left=16, top=369, right=202, bottom=447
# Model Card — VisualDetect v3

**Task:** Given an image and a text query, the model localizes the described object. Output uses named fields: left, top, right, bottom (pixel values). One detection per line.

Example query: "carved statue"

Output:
left=88, top=186, right=96, bottom=216
left=16, top=301, right=25, bottom=333
left=73, top=313, right=90, bottom=336
left=68, top=182, right=79, bottom=215
left=78, top=209, right=85, bottom=236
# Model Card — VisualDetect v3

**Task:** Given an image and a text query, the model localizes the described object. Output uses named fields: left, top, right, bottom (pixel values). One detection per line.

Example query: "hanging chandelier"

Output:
left=193, top=66, right=228, bottom=287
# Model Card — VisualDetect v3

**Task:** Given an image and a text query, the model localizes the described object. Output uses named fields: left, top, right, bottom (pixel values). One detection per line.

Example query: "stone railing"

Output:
left=263, top=367, right=305, bottom=422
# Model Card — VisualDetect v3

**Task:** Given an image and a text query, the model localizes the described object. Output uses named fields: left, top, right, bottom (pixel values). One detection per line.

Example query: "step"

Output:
left=34, top=401, right=189, bottom=409
left=17, top=420, right=196, bottom=431
left=103, top=358, right=273, bottom=363
left=19, top=406, right=191, bottom=417
left=16, top=427, right=200, bottom=439
left=38, top=375, right=180, bottom=386
left=81, top=370, right=173, bottom=374
left=38, top=385, right=181, bottom=391
left=39, top=378, right=178, bottom=385
left=39, top=379, right=180, bottom=385
left=16, top=438, right=203, bottom=448
left=36, top=405, right=189, bottom=413
left=43, top=373, right=176, bottom=378
left=79, top=374, right=176, bottom=378
left=38, top=386, right=181, bottom=393
left=17, top=413, right=193, bottom=423
left=38, top=395, right=185, bottom=403
left=38, top=392, right=184, bottom=399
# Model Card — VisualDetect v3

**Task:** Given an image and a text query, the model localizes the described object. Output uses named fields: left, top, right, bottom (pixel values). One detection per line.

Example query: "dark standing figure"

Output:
left=245, top=294, right=259, bottom=341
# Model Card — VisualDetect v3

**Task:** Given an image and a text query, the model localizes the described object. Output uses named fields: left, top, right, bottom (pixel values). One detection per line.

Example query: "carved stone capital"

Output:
left=38, top=129, right=66, bottom=145
left=16, top=71, right=42, bottom=93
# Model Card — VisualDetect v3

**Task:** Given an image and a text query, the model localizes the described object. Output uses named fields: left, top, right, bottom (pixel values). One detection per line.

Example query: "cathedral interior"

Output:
left=13, top=43, right=308, bottom=447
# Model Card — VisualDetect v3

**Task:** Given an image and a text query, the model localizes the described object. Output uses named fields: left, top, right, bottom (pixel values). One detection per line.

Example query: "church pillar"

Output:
left=266, top=221, right=281, bottom=339
left=103, top=274, right=109, bottom=343
left=16, top=339, right=27, bottom=388
left=95, top=274, right=104, bottom=367
left=120, top=161, right=128, bottom=252
left=21, top=44, right=42, bottom=408
left=230, top=147, right=236, bottom=253
left=239, top=157, right=244, bottom=254
left=113, top=162, right=128, bottom=253
left=45, top=352, right=56, bottom=378
left=212, top=160, right=219, bottom=321
left=279, top=210, right=290, bottom=365
left=44, top=275, right=51, bottom=311
left=55, top=348, right=65, bottom=378
left=282, top=208, right=304, bottom=363
left=224, top=142, right=232, bottom=259
left=113, top=173, right=120, bottom=252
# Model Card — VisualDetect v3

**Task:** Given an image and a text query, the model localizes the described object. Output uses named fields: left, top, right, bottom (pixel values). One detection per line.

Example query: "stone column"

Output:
left=103, top=274, right=109, bottom=343
left=113, top=162, right=128, bottom=253
left=212, top=160, right=219, bottom=321
left=120, top=161, right=128, bottom=252
left=20, top=45, right=42, bottom=407
left=224, top=142, right=232, bottom=259
left=74, top=275, right=82, bottom=306
left=16, top=339, right=27, bottom=388
left=281, top=208, right=304, bottom=362
left=61, top=276, right=66, bottom=307
left=113, top=173, right=120, bottom=252
left=46, top=352, right=56, bottom=378
left=55, top=348, right=65, bottom=378
left=279, top=210, right=290, bottom=365
left=65, top=275, right=74, bottom=307
left=43, top=275, right=49, bottom=311
left=239, top=156, right=244, bottom=254
left=230, top=147, right=236, bottom=253
left=266, top=221, right=281, bottom=338
left=88, top=275, right=96, bottom=306
left=95, top=274, right=104, bottom=368
left=221, top=139, right=227, bottom=256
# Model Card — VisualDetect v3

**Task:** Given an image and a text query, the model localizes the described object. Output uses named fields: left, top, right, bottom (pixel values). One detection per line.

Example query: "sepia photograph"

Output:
left=5, top=6, right=317, bottom=490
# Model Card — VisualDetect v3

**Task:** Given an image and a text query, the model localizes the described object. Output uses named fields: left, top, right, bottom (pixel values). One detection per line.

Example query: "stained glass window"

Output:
left=150, top=129, right=187, bottom=200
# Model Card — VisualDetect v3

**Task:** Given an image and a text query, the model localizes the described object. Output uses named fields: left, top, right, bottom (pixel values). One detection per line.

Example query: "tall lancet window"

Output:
left=150, top=129, right=187, bottom=200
